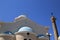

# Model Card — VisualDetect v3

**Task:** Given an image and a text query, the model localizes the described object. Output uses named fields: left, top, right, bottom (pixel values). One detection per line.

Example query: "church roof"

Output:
left=18, top=26, right=33, bottom=32
left=0, top=15, right=48, bottom=34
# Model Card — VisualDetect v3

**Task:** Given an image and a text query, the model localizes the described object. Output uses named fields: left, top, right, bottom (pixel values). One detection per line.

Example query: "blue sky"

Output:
left=0, top=0, right=60, bottom=40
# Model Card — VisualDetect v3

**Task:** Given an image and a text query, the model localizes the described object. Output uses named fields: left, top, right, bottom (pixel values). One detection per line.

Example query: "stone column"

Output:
left=51, top=16, right=59, bottom=40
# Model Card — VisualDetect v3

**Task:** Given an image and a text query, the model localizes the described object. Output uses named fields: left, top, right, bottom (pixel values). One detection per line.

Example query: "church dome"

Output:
left=18, top=27, right=33, bottom=32
left=15, top=15, right=26, bottom=20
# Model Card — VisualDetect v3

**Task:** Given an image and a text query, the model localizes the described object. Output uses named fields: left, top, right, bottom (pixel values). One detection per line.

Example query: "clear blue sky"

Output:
left=0, top=0, right=60, bottom=40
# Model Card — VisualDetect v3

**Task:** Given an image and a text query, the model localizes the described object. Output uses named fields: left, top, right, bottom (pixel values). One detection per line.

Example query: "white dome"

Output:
left=18, top=15, right=26, bottom=18
left=15, top=15, right=26, bottom=20
left=18, top=27, right=33, bottom=32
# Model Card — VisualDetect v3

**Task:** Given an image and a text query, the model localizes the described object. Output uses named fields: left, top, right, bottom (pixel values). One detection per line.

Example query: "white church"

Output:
left=0, top=15, right=49, bottom=40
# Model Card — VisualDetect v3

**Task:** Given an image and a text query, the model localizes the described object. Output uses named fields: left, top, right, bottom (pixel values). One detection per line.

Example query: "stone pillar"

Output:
left=51, top=16, right=59, bottom=40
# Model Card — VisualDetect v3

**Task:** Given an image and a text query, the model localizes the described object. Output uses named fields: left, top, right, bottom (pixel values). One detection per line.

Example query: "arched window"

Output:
left=27, top=32, right=30, bottom=35
left=24, top=39, right=27, bottom=40
left=29, top=39, right=31, bottom=40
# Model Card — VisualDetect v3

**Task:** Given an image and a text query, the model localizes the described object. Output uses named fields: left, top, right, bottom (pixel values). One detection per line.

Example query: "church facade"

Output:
left=0, top=15, right=49, bottom=40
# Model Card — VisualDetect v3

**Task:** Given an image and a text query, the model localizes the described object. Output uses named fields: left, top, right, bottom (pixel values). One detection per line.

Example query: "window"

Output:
left=27, top=32, right=30, bottom=35
left=24, top=38, right=31, bottom=40
left=24, top=39, right=27, bottom=40
left=29, top=39, right=31, bottom=40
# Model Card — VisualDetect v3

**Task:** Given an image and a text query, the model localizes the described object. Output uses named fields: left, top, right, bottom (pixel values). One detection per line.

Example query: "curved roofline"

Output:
left=17, top=26, right=34, bottom=32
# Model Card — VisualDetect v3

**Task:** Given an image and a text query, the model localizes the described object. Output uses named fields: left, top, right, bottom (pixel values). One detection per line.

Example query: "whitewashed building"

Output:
left=0, top=15, right=49, bottom=40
